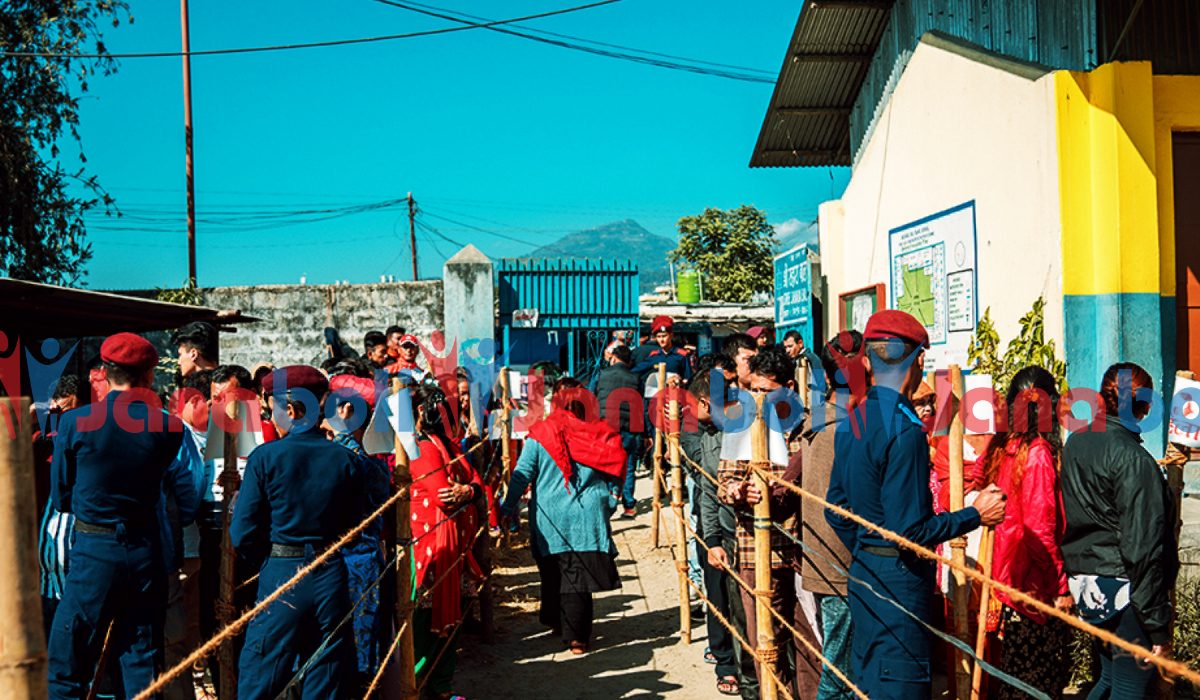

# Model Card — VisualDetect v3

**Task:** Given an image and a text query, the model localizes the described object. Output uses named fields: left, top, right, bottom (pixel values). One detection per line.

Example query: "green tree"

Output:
left=669, top=205, right=777, bottom=303
left=1, top=1, right=129, bottom=286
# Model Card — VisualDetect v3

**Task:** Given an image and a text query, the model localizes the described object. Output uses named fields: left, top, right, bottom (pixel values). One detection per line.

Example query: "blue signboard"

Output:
left=773, top=246, right=812, bottom=348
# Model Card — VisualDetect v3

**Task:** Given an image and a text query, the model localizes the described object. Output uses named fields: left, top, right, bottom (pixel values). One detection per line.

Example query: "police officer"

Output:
left=630, top=315, right=694, bottom=385
left=48, top=333, right=192, bottom=698
left=825, top=310, right=1007, bottom=699
left=231, top=365, right=369, bottom=699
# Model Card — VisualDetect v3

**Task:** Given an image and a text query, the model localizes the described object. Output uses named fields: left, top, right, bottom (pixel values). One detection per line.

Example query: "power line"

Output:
left=0, top=0, right=622, bottom=59
left=398, top=0, right=774, bottom=77
left=373, top=0, right=774, bottom=84
left=418, top=210, right=540, bottom=247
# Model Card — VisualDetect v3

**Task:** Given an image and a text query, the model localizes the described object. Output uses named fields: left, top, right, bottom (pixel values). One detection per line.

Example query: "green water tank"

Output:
left=677, top=270, right=701, bottom=304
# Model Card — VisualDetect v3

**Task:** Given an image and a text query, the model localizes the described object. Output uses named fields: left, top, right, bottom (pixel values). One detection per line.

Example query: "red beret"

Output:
left=746, top=325, right=766, bottom=339
left=651, top=315, right=674, bottom=333
left=261, top=365, right=330, bottom=398
left=100, top=332, right=158, bottom=370
left=863, top=310, right=930, bottom=349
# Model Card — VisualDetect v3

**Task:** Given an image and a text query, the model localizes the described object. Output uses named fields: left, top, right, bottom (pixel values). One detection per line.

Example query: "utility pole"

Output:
left=407, top=192, right=418, bottom=281
left=181, top=0, right=197, bottom=286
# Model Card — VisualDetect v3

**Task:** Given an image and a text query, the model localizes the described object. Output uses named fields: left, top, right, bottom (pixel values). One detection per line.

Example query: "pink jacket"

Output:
left=990, top=437, right=1069, bottom=623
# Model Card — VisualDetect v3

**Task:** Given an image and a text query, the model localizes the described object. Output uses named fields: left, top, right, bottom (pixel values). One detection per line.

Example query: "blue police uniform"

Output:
left=231, top=426, right=370, bottom=700
left=825, top=386, right=980, bottom=699
left=630, top=345, right=694, bottom=384
left=47, top=391, right=189, bottom=699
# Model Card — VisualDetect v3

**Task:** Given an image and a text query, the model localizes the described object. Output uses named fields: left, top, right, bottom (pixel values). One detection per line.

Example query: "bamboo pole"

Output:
left=84, top=621, right=115, bottom=700
left=499, top=368, right=513, bottom=494
left=391, top=379, right=419, bottom=700
left=796, top=354, right=810, bottom=415
left=218, top=400, right=242, bottom=699
left=750, top=393, right=779, bottom=700
left=970, top=526, right=996, bottom=699
left=948, top=364, right=971, bottom=700
left=667, top=385, right=691, bottom=644
left=0, top=397, right=47, bottom=699
left=652, top=363, right=667, bottom=548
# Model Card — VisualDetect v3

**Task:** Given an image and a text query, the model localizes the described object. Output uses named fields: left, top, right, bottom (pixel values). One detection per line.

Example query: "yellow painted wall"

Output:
left=1055, top=63, right=1161, bottom=297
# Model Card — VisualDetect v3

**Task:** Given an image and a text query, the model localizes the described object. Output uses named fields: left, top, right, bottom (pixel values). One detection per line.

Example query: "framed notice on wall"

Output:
left=839, top=284, right=886, bottom=334
left=888, top=201, right=979, bottom=369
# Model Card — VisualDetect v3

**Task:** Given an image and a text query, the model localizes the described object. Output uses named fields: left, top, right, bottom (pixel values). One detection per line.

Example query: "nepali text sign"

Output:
left=774, top=245, right=812, bottom=348
left=889, top=201, right=978, bottom=370
left=1168, top=376, right=1200, bottom=448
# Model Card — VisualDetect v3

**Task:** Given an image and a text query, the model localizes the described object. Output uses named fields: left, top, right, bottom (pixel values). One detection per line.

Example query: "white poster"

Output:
left=889, top=201, right=979, bottom=370
left=1168, top=376, right=1200, bottom=448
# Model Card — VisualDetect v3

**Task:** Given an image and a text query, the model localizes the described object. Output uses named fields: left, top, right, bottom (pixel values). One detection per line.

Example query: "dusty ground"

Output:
left=453, top=477, right=725, bottom=700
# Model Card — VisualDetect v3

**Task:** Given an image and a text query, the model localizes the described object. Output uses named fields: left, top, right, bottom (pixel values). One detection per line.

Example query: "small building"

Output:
left=751, top=0, right=1200, bottom=451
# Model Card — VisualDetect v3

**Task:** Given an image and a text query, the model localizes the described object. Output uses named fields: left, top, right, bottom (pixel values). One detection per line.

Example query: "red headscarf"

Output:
left=527, top=407, right=627, bottom=490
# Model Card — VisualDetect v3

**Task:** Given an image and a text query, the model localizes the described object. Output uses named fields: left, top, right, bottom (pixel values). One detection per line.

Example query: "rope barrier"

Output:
left=669, top=433, right=1069, bottom=697
left=363, top=617, right=413, bottom=699
left=768, top=521, right=1050, bottom=699
left=747, top=462, right=1200, bottom=686
left=134, top=439, right=489, bottom=700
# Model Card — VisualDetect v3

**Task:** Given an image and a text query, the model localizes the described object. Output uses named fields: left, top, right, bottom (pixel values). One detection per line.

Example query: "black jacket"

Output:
left=1060, top=417, right=1179, bottom=644
left=596, top=362, right=643, bottom=434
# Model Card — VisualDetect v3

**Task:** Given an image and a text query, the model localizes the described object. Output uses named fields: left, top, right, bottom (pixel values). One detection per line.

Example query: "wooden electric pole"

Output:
left=181, top=0, right=197, bottom=286
left=407, top=192, right=418, bottom=281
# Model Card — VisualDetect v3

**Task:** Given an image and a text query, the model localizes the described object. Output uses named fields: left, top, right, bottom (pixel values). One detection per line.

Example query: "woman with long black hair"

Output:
left=1061, top=362, right=1178, bottom=699
left=981, top=366, right=1073, bottom=698
left=409, top=380, right=485, bottom=700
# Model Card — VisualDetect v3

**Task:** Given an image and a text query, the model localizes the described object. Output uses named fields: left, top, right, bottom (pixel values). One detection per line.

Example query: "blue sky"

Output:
left=70, top=0, right=848, bottom=290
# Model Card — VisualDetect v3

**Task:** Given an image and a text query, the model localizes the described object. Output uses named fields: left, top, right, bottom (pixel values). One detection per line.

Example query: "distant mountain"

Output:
left=529, top=219, right=675, bottom=292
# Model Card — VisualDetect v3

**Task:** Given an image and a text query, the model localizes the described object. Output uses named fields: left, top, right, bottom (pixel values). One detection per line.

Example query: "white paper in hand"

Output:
left=203, top=402, right=265, bottom=461
left=362, top=391, right=420, bottom=459
left=718, top=425, right=789, bottom=466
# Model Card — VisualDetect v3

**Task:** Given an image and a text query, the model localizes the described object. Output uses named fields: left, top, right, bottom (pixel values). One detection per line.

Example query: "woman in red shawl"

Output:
left=409, top=382, right=484, bottom=699
left=980, top=366, right=1073, bottom=699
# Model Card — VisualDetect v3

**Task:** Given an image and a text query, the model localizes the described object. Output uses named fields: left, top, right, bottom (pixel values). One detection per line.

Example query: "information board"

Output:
left=1168, top=376, right=1200, bottom=448
left=774, top=245, right=813, bottom=348
left=889, top=201, right=978, bottom=369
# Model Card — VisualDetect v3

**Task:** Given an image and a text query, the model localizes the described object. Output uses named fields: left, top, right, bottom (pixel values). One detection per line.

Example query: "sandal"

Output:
left=703, top=647, right=717, bottom=664
left=716, top=676, right=739, bottom=696
left=568, top=641, right=588, bottom=655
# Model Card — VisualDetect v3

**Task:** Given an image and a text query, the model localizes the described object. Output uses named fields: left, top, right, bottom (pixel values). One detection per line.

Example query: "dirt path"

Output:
left=454, top=478, right=725, bottom=699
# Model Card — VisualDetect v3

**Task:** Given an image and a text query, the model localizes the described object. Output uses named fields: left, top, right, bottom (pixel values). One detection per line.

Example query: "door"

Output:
left=1176, top=133, right=1200, bottom=374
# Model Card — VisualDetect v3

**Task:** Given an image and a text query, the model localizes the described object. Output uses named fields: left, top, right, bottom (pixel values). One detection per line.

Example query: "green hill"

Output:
left=529, top=219, right=674, bottom=292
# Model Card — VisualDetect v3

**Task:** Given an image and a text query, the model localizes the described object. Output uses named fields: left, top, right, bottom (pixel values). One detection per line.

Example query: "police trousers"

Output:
left=48, top=529, right=165, bottom=700
left=237, top=550, right=354, bottom=700
left=847, top=550, right=935, bottom=700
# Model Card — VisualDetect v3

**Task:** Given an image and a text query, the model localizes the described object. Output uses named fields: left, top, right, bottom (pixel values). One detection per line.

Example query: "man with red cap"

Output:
left=824, top=310, right=1007, bottom=699
left=231, top=365, right=373, bottom=699
left=630, top=315, right=694, bottom=385
left=48, top=333, right=198, bottom=699
left=385, top=333, right=427, bottom=383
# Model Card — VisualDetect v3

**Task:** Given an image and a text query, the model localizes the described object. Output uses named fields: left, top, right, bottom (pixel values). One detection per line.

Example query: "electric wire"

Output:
left=0, top=0, right=623, bottom=59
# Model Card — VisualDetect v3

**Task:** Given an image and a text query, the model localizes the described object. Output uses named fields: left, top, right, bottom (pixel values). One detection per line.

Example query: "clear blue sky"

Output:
left=71, top=0, right=849, bottom=290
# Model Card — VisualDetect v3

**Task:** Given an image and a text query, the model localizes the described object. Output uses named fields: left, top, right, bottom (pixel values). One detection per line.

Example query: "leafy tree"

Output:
left=1, top=1, right=129, bottom=286
left=669, top=205, right=776, bottom=303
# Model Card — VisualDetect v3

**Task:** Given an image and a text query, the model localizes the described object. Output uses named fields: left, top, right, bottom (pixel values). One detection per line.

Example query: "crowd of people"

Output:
left=29, top=307, right=1183, bottom=700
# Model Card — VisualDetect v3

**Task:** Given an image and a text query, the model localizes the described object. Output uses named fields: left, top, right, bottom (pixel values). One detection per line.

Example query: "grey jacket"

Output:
left=679, top=421, right=735, bottom=549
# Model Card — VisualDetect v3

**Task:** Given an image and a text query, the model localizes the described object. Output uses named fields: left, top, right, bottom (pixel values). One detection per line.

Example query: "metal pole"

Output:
left=408, top=192, right=418, bottom=281
left=181, top=0, right=197, bottom=286
left=667, top=386, right=691, bottom=644
left=651, top=363, right=666, bottom=548
left=0, top=397, right=47, bottom=699
left=218, top=400, right=242, bottom=699
left=391, top=379, right=419, bottom=699
left=750, top=393, right=778, bottom=700
left=948, top=364, right=971, bottom=700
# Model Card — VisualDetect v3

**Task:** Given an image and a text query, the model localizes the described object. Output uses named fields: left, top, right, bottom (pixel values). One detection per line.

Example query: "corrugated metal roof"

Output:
left=0, top=278, right=257, bottom=339
left=749, top=0, right=894, bottom=168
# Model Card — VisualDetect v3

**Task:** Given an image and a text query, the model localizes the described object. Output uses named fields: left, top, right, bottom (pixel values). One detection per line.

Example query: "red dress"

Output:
left=410, top=434, right=484, bottom=633
left=989, top=437, right=1069, bottom=623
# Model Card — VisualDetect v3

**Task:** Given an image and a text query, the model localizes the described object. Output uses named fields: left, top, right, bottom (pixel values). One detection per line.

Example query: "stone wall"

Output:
left=200, top=281, right=444, bottom=368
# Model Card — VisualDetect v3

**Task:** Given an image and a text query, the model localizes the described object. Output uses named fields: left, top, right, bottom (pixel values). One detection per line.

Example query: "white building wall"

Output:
left=828, top=38, right=1065, bottom=358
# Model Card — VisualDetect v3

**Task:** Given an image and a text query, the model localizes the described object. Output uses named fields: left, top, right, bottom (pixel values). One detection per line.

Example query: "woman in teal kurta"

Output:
left=500, top=377, right=627, bottom=654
